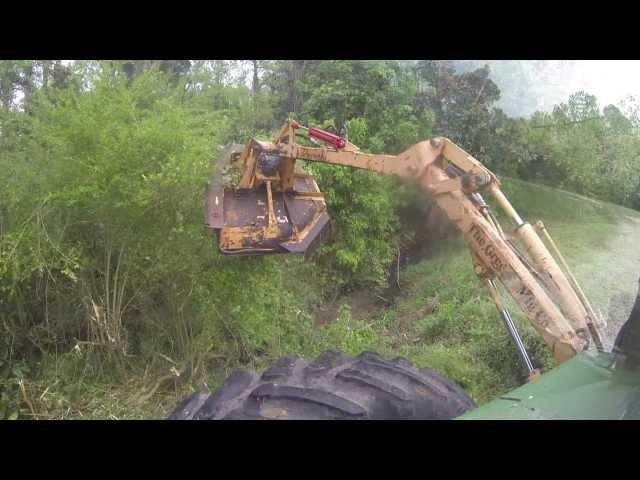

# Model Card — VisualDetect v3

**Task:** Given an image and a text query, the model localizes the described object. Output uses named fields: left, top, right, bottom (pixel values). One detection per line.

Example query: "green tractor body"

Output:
left=458, top=351, right=640, bottom=420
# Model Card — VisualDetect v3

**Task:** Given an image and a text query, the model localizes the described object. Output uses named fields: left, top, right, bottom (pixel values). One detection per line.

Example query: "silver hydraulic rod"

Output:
left=486, top=279, right=536, bottom=375
left=472, top=193, right=538, bottom=377
left=502, top=306, right=536, bottom=374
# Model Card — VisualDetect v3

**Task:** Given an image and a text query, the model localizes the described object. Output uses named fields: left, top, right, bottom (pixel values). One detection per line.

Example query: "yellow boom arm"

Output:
left=217, top=120, right=605, bottom=365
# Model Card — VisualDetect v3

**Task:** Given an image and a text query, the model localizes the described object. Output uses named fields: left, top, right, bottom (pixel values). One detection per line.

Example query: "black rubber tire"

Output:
left=168, top=350, right=476, bottom=420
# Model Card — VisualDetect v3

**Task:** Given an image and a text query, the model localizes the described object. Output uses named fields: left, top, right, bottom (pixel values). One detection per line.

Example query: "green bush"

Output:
left=0, top=66, right=308, bottom=390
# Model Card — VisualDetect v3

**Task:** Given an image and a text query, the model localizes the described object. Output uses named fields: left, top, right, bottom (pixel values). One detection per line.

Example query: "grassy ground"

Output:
left=501, top=179, right=640, bottom=350
left=6, top=178, right=640, bottom=418
left=298, top=177, right=640, bottom=404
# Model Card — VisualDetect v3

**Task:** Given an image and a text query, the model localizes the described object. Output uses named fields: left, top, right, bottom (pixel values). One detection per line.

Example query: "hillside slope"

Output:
left=321, top=178, right=640, bottom=404
left=11, top=179, right=639, bottom=418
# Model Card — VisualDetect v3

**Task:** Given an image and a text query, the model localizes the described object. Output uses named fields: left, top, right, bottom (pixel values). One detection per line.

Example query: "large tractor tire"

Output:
left=169, top=350, right=476, bottom=420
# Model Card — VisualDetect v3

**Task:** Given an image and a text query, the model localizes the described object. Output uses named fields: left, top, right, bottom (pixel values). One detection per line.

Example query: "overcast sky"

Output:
left=562, top=61, right=640, bottom=107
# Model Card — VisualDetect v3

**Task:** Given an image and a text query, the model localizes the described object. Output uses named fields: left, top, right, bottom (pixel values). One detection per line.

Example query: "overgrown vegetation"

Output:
left=1, top=60, right=639, bottom=418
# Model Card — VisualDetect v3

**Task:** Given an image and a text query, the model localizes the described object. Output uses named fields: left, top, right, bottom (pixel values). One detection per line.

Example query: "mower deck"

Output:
left=206, top=174, right=330, bottom=257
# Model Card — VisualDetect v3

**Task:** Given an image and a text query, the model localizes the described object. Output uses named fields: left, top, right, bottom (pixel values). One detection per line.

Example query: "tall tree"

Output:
left=120, top=60, right=191, bottom=84
left=415, top=61, right=500, bottom=154
left=262, top=60, right=315, bottom=120
left=0, top=61, right=33, bottom=110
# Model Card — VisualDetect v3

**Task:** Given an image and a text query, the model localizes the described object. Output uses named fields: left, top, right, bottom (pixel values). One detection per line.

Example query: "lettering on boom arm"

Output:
left=468, top=223, right=506, bottom=272
left=467, top=222, right=551, bottom=329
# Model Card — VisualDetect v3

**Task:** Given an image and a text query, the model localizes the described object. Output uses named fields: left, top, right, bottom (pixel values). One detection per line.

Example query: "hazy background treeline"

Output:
left=1, top=60, right=639, bottom=418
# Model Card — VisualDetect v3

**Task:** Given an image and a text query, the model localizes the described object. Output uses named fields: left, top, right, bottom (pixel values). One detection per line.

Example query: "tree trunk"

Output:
left=289, top=60, right=307, bottom=115
left=42, top=60, right=51, bottom=90
left=251, top=60, right=260, bottom=95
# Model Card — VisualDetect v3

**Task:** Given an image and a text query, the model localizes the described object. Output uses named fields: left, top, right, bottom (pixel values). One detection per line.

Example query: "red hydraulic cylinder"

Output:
left=308, top=127, right=347, bottom=149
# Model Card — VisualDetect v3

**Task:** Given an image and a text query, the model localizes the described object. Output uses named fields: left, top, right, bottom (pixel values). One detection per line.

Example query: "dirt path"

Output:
left=571, top=214, right=640, bottom=350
